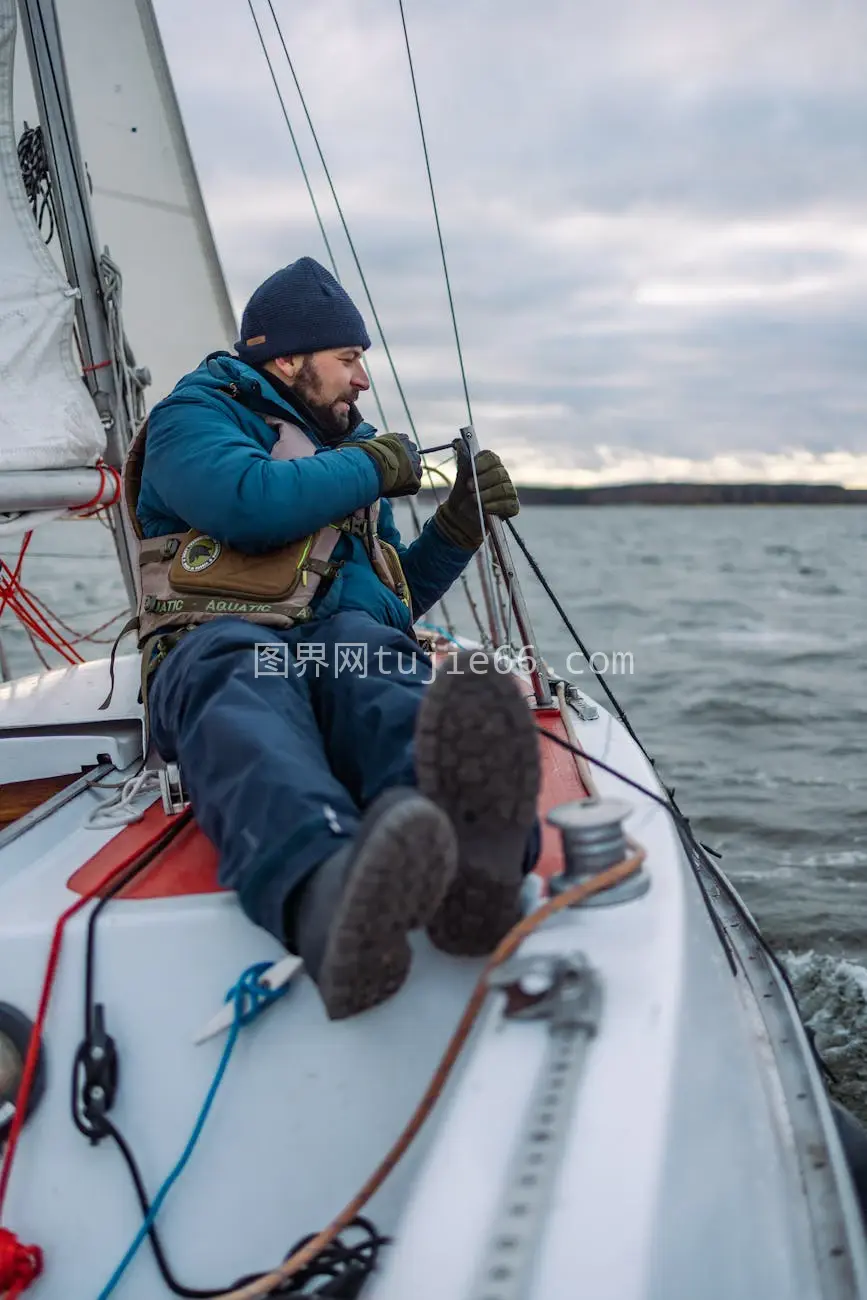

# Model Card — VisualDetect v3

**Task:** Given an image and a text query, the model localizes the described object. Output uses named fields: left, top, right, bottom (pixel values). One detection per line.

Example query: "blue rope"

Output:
left=416, top=621, right=463, bottom=647
left=97, top=962, right=289, bottom=1299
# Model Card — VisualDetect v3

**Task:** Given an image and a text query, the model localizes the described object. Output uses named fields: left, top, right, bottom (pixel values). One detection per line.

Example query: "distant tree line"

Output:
left=417, top=482, right=867, bottom=506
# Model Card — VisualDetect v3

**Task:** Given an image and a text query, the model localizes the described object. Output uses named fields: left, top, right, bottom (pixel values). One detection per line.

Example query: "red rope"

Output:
left=0, top=841, right=160, bottom=1294
left=24, top=595, right=128, bottom=647
left=0, top=1232, right=42, bottom=1298
left=81, top=359, right=112, bottom=374
left=0, top=558, right=83, bottom=666
left=0, top=533, right=32, bottom=624
left=1, top=583, right=82, bottom=662
left=0, top=457, right=124, bottom=669
left=0, top=458, right=124, bottom=667
left=0, top=533, right=85, bottom=665
left=71, top=461, right=122, bottom=518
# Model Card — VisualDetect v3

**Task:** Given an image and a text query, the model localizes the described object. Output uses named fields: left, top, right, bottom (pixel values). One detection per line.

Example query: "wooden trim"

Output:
left=0, top=774, right=86, bottom=828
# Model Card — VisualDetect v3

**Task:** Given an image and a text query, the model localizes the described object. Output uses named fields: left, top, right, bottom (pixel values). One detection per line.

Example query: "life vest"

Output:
left=120, top=414, right=411, bottom=650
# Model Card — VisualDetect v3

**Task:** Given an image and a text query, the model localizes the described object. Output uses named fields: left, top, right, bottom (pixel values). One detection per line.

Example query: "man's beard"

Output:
left=294, top=356, right=354, bottom=441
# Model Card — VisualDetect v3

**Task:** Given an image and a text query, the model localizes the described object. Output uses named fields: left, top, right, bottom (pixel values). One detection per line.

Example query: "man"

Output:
left=132, top=256, right=540, bottom=1020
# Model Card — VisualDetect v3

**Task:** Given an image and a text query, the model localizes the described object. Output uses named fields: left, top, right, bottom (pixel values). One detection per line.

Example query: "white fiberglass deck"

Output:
left=0, top=656, right=865, bottom=1299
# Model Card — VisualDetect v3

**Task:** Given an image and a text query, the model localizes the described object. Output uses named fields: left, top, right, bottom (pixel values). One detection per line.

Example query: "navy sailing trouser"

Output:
left=148, top=611, right=540, bottom=943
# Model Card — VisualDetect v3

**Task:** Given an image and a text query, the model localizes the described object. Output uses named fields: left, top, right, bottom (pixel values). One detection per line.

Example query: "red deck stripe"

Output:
left=68, top=706, right=587, bottom=900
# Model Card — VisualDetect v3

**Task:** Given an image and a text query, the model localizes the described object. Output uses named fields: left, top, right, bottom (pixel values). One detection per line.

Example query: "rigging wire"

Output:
left=397, top=0, right=473, bottom=429
left=262, top=0, right=422, bottom=449
left=245, top=0, right=396, bottom=462
left=549, top=707, right=842, bottom=1068
left=535, top=722, right=737, bottom=974
left=504, top=519, right=839, bottom=1076
left=505, top=517, right=654, bottom=760
left=392, top=2, right=508, bottom=639
left=250, top=0, right=417, bottom=462
left=249, top=0, right=464, bottom=632
left=244, top=0, right=338, bottom=277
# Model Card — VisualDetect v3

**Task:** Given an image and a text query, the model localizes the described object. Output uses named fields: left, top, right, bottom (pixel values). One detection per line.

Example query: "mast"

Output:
left=16, top=0, right=137, bottom=604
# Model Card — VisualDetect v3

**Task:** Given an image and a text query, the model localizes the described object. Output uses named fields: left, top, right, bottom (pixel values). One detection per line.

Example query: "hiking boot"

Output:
left=414, top=650, right=540, bottom=956
left=290, top=787, right=458, bottom=1020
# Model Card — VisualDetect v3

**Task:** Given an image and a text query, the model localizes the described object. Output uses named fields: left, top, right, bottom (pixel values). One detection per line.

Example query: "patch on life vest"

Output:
left=181, top=536, right=222, bottom=573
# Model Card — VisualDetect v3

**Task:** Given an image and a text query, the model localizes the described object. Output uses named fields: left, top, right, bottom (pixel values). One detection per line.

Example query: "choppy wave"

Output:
left=681, top=698, right=803, bottom=727
left=765, top=544, right=802, bottom=558
left=784, top=950, right=867, bottom=1122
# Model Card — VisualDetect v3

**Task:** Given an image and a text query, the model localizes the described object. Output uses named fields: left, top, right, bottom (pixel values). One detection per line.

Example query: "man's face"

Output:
left=288, top=347, right=370, bottom=437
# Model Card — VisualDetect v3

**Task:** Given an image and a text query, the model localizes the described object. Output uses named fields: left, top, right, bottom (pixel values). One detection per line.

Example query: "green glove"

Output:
left=355, top=432, right=422, bottom=498
left=434, top=442, right=520, bottom=551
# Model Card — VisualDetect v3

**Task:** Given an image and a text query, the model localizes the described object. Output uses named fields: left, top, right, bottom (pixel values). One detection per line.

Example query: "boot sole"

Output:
left=317, top=792, right=457, bottom=1020
left=415, top=651, right=540, bottom=955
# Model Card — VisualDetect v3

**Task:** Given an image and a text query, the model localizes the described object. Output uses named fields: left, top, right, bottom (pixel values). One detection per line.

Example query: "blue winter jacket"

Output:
left=137, top=353, right=472, bottom=632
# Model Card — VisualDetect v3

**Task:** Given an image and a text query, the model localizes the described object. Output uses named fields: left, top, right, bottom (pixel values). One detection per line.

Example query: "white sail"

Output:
left=9, top=0, right=236, bottom=425
left=0, top=0, right=104, bottom=472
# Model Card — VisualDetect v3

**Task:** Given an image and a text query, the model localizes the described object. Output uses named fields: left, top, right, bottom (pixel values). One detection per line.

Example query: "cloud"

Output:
left=151, top=0, right=867, bottom=485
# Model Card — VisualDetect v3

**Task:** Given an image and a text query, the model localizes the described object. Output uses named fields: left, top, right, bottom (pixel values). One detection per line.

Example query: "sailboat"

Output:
left=1, top=1, right=867, bottom=1297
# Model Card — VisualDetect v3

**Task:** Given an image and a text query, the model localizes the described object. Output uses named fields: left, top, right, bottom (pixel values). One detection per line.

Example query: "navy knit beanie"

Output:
left=234, top=257, right=371, bottom=363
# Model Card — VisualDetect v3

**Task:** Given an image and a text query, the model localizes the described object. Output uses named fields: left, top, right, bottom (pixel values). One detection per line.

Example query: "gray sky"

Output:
left=153, top=0, right=867, bottom=486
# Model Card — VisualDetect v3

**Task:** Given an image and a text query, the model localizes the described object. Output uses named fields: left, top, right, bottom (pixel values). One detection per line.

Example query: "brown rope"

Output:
left=213, top=848, right=646, bottom=1300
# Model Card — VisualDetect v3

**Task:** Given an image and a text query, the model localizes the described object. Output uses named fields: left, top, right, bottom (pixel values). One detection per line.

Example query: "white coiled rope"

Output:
left=85, top=768, right=160, bottom=829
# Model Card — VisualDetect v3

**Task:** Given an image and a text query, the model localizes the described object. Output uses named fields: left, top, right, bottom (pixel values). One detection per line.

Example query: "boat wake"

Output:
left=784, top=949, right=867, bottom=1123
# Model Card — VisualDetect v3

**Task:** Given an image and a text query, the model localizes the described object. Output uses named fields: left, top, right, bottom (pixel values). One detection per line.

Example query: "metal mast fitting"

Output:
left=547, top=797, right=650, bottom=905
